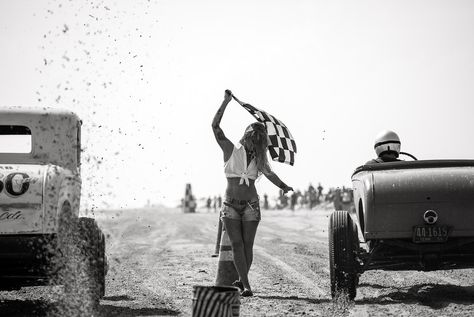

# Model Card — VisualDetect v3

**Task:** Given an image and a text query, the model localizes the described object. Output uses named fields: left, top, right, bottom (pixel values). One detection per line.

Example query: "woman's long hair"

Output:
left=240, top=122, right=271, bottom=173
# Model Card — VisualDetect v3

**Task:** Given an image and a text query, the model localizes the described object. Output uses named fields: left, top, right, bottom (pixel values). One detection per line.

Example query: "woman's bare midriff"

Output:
left=225, top=177, right=259, bottom=201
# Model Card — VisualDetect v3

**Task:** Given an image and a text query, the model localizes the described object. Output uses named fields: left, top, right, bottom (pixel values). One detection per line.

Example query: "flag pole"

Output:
left=231, top=93, right=244, bottom=106
left=231, top=93, right=258, bottom=112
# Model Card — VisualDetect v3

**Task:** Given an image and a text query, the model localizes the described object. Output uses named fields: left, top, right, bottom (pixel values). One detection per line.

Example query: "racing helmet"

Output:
left=374, top=130, right=401, bottom=157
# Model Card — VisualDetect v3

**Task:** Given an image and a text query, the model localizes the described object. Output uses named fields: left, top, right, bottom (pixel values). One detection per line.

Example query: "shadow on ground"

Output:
left=98, top=305, right=180, bottom=316
left=257, top=295, right=332, bottom=305
left=0, top=299, right=180, bottom=317
left=358, top=283, right=474, bottom=309
left=102, top=295, right=135, bottom=301
left=0, top=299, right=51, bottom=317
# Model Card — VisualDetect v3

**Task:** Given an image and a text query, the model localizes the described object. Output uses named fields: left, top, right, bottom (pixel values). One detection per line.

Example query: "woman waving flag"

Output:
left=231, top=93, right=297, bottom=166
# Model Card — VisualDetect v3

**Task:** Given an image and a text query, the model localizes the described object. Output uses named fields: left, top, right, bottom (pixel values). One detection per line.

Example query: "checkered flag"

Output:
left=232, top=94, right=297, bottom=166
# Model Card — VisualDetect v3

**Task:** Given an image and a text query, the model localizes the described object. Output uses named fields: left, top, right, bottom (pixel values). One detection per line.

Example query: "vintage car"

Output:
left=0, top=107, right=106, bottom=307
left=328, top=155, right=474, bottom=300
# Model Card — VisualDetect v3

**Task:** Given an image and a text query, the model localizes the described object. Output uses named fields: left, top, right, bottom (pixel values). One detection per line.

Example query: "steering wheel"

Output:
left=399, top=151, right=418, bottom=161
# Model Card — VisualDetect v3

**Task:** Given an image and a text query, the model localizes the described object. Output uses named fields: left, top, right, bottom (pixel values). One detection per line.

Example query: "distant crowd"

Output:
left=199, top=183, right=354, bottom=212
left=269, top=183, right=354, bottom=211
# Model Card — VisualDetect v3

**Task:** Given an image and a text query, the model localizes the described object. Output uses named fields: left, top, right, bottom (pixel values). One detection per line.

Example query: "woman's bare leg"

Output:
left=242, top=220, right=259, bottom=274
left=222, top=218, right=250, bottom=289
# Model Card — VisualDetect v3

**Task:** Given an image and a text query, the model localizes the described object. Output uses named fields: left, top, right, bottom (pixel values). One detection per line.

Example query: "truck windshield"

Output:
left=0, top=125, right=32, bottom=153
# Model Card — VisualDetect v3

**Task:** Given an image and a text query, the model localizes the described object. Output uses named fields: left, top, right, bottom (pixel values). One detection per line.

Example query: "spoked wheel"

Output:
left=329, top=210, right=360, bottom=300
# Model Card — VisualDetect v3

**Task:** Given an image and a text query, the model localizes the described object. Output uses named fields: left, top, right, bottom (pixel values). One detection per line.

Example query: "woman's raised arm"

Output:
left=212, top=90, right=234, bottom=160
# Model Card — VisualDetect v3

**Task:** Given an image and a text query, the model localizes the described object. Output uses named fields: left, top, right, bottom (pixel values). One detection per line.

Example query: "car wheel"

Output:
left=329, top=210, right=359, bottom=300
left=52, top=201, right=78, bottom=284
left=77, top=217, right=107, bottom=308
left=53, top=204, right=97, bottom=314
left=97, top=230, right=107, bottom=298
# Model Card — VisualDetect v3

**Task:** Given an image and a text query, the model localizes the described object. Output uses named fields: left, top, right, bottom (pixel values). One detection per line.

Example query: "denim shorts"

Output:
left=220, top=198, right=261, bottom=222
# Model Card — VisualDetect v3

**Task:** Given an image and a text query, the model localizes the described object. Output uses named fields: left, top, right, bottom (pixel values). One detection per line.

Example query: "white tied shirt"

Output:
left=224, top=143, right=258, bottom=186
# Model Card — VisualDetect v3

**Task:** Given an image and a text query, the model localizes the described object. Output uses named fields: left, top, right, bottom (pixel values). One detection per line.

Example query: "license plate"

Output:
left=413, top=225, right=449, bottom=243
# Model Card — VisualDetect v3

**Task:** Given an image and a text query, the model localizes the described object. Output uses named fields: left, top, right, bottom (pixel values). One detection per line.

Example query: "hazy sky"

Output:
left=1, top=0, right=474, bottom=209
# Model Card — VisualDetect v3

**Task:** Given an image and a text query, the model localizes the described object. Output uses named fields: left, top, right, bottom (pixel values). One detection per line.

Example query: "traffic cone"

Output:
left=183, top=183, right=196, bottom=213
left=215, top=227, right=239, bottom=286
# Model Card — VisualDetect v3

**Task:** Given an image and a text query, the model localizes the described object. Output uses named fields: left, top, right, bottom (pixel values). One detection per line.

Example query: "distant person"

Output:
left=309, top=190, right=318, bottom=209
left=206, top=197, right=212, bottom=212
left=212, top=89, right=293, bottom=296
left=295, top=190, right=302, bottom=209
left=217, top=195, right=222, bottom=209
left=278, top=190, right=289, bottom=209
left=308, top=183, right=315, bottom=194
left=317, top=183, right=323, bottom=198
left=308, top=184, right=317, bottom=209
left=366, top=130, right=402, bottom=164
left=333, top=188, right=343, bottom=210
left=263, top=193, right=269, bottom=210
left=300, top=190, right=308, bottom=208
left=327, top=188, right=334, bottom=202
left=290, top=191, right=298, bottom=211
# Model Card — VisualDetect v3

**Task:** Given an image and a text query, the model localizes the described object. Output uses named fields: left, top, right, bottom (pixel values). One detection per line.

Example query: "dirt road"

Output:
left=1, top=205, right=474, bottom=316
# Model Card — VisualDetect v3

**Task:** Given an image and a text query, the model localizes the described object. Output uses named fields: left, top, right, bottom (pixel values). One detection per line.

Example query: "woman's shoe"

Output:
left=232, top=280, right=244, bottom=291
left=241, top=289, right=253, bottom=297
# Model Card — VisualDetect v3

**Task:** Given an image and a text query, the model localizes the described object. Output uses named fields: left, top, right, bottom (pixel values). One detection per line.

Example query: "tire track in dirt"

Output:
left=98, top=210, right=185, bottom=315
left=254, top=245, right=326, bottom=297
left=116, top=210, right=221, bottom=315
left=255, top=212, right=333, bottom=297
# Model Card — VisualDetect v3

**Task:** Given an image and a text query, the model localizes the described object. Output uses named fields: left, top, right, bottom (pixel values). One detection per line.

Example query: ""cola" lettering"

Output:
left=0, top=211, right=24, bottom=221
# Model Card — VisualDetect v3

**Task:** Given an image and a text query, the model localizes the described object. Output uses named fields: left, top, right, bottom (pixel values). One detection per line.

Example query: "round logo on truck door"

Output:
left=5, top=173, right=30, bottom=196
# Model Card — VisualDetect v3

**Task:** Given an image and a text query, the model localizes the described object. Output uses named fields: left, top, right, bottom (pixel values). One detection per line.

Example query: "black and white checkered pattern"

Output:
left=237, top=99, right=297, bottom=166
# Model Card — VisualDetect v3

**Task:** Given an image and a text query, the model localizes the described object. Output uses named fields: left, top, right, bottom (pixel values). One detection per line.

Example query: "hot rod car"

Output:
left=0, top=107, right=107, bottom=308
left=329, top=155, right=474, bottom=300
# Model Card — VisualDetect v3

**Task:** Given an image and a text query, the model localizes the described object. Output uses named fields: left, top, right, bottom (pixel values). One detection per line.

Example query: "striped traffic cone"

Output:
left=215, top=227, right=239, bottom=286
left=192, top=285, right=240, bottom=317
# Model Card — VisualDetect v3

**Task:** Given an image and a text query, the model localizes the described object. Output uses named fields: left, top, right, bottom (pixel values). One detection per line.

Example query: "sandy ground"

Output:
left=1, top=204, right=474, bottom=316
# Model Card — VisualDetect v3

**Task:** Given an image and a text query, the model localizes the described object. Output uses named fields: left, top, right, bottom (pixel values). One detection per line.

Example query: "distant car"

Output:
left=0, top=107, right=106, bottom=307
left=328, top=156, right=474, bottom=300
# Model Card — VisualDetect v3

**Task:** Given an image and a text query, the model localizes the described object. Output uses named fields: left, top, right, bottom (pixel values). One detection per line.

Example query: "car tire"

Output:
left=329, top=210, right=359, bottom=300
left=53, top=201, right=78, bottom=284
left=97, top=230, right=107, bottom=298
left=77, top=217, right=107, bottom=308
